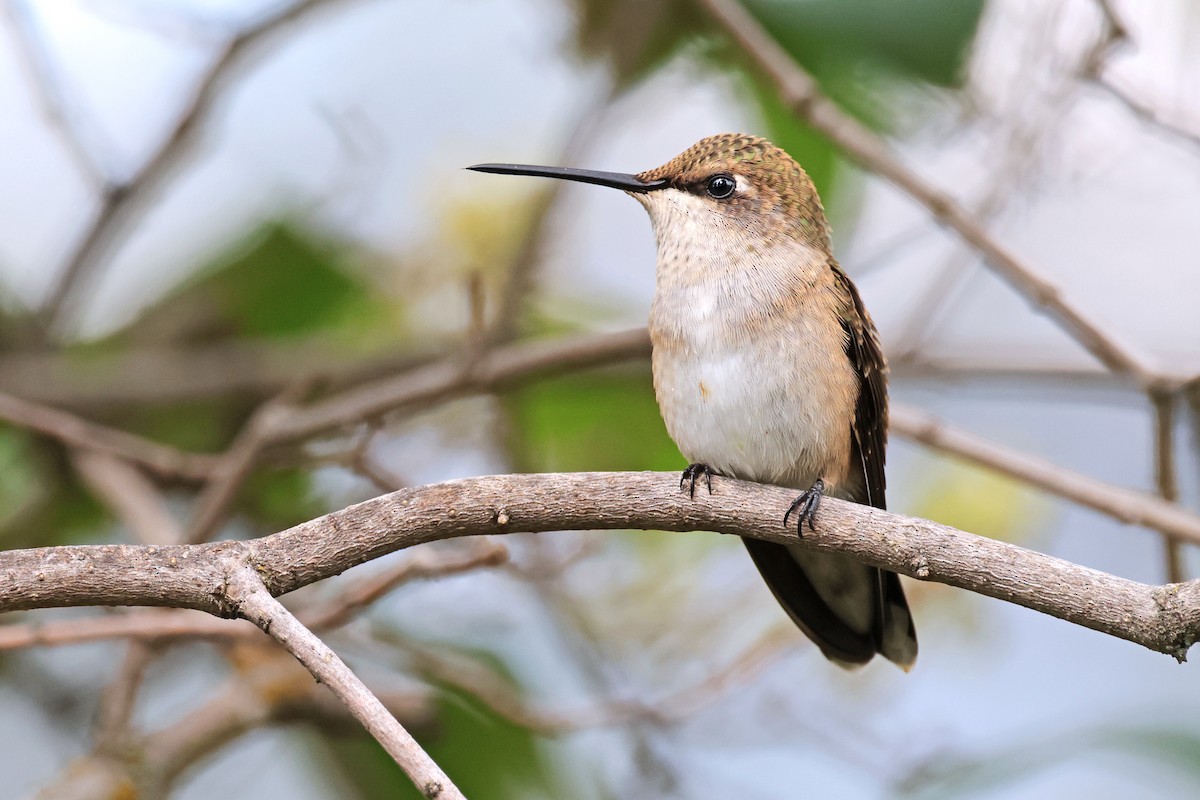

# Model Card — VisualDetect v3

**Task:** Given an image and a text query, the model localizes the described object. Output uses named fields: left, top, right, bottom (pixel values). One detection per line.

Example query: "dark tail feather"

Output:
left=742, top=537, right=917, bottom=669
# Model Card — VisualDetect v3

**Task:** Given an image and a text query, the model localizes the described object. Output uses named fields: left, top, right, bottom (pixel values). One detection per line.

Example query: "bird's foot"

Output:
left=784, top=478, right=825, bottom=536
left=680, top=463, right=715, bottom=498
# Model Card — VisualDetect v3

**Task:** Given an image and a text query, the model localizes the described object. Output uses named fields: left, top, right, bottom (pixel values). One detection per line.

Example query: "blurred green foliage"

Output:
left=745, top=0, right=986, bottom=88
left=503, top=368, right=681, bottom=473
left=908, top=460, right=1043, bottom=544
left=0, top=427, right=105, bottom=548
left=126, top=223, right=394, bottom=343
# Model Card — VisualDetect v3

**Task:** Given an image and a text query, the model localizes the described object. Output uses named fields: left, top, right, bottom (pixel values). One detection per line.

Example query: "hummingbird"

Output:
left=469, top=133, right=917, bottom=669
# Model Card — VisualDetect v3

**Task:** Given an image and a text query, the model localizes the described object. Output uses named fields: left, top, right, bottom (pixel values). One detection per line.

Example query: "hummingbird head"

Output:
left=468, top=133, right=831, bottom=273
left=631, top=133, right=831, bottom=252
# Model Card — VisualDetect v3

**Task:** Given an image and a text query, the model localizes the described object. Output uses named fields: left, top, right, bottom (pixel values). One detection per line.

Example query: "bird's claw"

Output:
left=784, top=478, right=825, bottom=536
left=680, top=463, right=715, bottom=499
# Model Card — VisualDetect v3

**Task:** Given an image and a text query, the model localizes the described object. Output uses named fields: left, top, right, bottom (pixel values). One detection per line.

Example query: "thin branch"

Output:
left=39, top=0, right=355, bottom=330
left=0, top=390, right=218, bottom=480
left=0, top=336, right=1142, bottom=409
left=1090, top=75, right=1200, bottom=155
left=2, top=0, right=108, bottom=188
left=91, top=641, right=155, bottom=757
left=36, top=647, right=436, bottom=799
left=1, top=472, right=1197, bottom=660
left=275, top=327, right=651, bottom=442
left=71, top=450, right=183, bottom=545
left=1152, top=391, right=1185, bottom=582
left=696, top=0, right=1161, bottom=388
left=1084, top=0, right=1200, bottom=156
left=302, top=538, right=508, bottom=630
left=0, top=609, right=250, bottom=650
left=0, top=334, right=447, bottom=407
left=141, top=656, right=435, bottom=795
left=402, top=625, right=791, bottom=735
left=184, top=385, right=307, bottom=543
left=890, top=403, right=1200, bottom=546
left=225, top=566, right=462, bottom=799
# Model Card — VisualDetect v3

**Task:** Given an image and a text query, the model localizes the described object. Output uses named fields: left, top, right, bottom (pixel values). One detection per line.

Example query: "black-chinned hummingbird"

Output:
left=470, top=133, right=917, bottom=669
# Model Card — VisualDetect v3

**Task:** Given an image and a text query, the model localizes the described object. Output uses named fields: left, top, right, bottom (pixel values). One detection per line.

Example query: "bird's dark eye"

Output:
left=705, top=174, right=736, bottom=199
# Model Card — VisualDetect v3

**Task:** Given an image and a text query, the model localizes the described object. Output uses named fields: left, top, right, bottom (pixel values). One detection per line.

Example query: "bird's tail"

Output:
left=742, top=538, right=917, bottom=669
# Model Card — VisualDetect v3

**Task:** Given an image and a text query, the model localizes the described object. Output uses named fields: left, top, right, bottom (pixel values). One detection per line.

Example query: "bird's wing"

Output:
left=833, top=261, right=888, bottom=511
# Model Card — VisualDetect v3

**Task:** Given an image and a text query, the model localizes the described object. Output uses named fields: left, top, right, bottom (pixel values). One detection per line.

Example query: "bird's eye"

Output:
left=705, top=174, right=736, bottom=199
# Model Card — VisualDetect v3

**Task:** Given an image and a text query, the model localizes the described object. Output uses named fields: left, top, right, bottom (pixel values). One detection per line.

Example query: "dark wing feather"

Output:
left=833, top=262, right=888, bottom=511
left=833, top=262, right=917, bottom=668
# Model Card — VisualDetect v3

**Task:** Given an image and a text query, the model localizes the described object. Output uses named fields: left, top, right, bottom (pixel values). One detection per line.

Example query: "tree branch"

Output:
left=696, top=0, right=1162, bottom=388
left=71, top=450, right=184, bottom=544
left=890, top=403, right=1200, bottom=546
left=224, top=566, right=462, bottom=799
left=275, top=327, right=652, bottom=441
left=1152, top=391, right=1185, bottom=582
left=1, top=472, right=1197, bottom=660
left=39, top=0, right=355, bottom=330
left=0, top=390, right=218, bottom=480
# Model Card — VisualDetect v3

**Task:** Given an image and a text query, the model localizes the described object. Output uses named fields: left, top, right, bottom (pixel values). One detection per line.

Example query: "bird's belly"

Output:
left=652, top=341, right=843, bottom=489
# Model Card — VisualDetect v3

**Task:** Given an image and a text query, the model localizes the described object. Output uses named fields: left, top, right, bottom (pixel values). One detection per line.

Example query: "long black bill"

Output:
left=466, top=163, right=668, bottom=193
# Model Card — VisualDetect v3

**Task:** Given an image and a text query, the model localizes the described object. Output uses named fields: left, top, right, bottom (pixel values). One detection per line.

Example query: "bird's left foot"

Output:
left=784, top=479, right=825, bottom=536
left=680, top=463, right=715, bottom=498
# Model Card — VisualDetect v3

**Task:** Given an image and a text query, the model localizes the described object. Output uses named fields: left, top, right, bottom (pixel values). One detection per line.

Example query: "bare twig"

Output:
left=1152, top=391, right=1185, bottom=582
left=0, top=335, right=447, bottom=407
left=1090, top=76, right=1200, bottom=155
left=185, top=385, right=307, bottom=543
left=276, top=327, right=651, bottom=441
left=1, top=472, right=1198, bottom=659
left=1084, top=0, right=1200, bottom=155
left=697, top=0, right=1160, bottom=387
left=302, top=538, right=509, bottom=630
left=2, top=0, right=108, bottom=187
left=91, top=642, right=155, bottom=756
left=332, top=421, right=409, bottom=493
left=0, top=336, right=1141, bottom=409
left=225, top=566, right=463, bottom=799
left=0, top=390, right=217, bottom=480
left=487, top=94, right=613, bottom=342
left=141, top=655, right=435, bottom=795
left=36, top=646, right=436, bottom=799
left=890, top=403, right=1200, bottom=546
left=0, top=609, right=251, bottom=650
left=40, top=0, right=355, bottom=329
left=403, top=625, right=792, bottom=735
left=72, top=450, right=183, bottom=545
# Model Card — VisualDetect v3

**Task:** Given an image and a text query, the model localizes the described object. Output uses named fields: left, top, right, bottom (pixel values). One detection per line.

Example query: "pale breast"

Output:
left=649, top=282, right=858, bottom=491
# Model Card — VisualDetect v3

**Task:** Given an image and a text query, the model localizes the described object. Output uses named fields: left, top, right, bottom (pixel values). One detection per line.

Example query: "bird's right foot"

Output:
left=784, top=478, right=825, bottom=536
left=680, top=463, right=715, bottom=498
